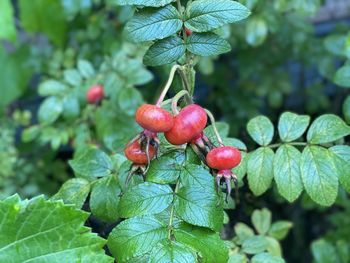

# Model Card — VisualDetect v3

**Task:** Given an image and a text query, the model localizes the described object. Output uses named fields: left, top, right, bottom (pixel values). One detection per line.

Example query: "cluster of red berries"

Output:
left=124, top=100, right=242, bottom=197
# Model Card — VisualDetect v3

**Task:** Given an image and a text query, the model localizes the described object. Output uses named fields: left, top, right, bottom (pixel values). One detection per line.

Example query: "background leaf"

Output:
left=278, top=112, right=310, bottom=142
left=329, top=145, right=350, bottom=193
left=252, top=208, right=271, bottom=235
left=112, top=0, right=175, bottom=7
left=247, top=116, right=274, bottom=146
left=38, top=97, right=63, bottom=125
left=0, top=0, right=16, bottom=41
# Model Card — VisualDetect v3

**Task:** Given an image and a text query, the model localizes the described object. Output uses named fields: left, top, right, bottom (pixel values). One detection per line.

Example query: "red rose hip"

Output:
left=165, top=104, right=207, bottom=145
left=124, top=140, right=155, bottom=165
left=185, top=28, right=193, bottom=37
left=206, top=146, right=242, bottom=170
left=135, top=104, right=174, bottom=133
left=87, top=85, right=104, bottom=104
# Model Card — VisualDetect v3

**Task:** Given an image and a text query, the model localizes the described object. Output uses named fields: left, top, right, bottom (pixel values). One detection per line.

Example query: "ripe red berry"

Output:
left=87, top=85, right=104, bottom=104
left=135, top=104, right=174, bottom=133
left=185, top=28, right=193, bottom=37
left=206, top=146, right=242, bottom=170
left=165, top=104, right=207, bottom=145
left=124, top=140, right=155, bottom=165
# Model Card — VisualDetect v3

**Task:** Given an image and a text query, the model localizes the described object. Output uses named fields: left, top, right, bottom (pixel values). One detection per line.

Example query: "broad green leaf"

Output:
left=21, top=125, right=40, bottom=142
left=64, top=69, right=82, bottom=86
left=229, top=253, right=248, bottom=263
left=204, top=122, right=230, bottom=143
left=112, top=0, right=174, bottom=7
left=329, top=145, right=350, bottom=193
left=246, top=17, right=268, bottom=47
left=247, top=147, right=274, bottom=196
left=118, top=87, right=143, bottom=116
left=38, top=96, right=63, bottom=125
left=265, top=237, right=282, bottom=256
left=300, top=146, right=338, bottom=206
left=324, top=35, right=346, bottom=57
left=19, top=0, right=67, bottom=46
left=247, top=116, right=274, bottom=146
left=147, top=151, right=184, bottom=184
left=311, top=239, right=339, bottom=263
left=119, top=182, right=173, bottom=217
left=242, top=236, right=268, bottom=254
left=174, top=223, right=229, bottom=263
left=185, top=0, right=250, bottom=32
left=77, top=59, right=95, bottom=78
left=125, top=5, right=182, bottom=42
left=149, top=240, right=196, bottom=263
left=51, top=178, right=90, bottom=208
left=107, top=216, right=168, bottom=262
left=0, top=0, right=16, bottom=41
left=268, top=221, right=293, bottom=240
left=62, top=95, right=80, bottom=120
left=234, top=223, right=255, bottom=242
left=251, top=253, right=285, bottom=263
left=38, top=80, right=68, bottom=96
left=69, top=148, right=113, bottom=179
left=175, top=185, right=223, bottom=231
left=0, top=195, right=113, bottom=263
left=334, top=66, right=350, bottom=88
left=144, top=36, right=185, bottom=66
left=343, top=95, right=350, bottom=123
left=186, top=33, right=231, bottom=56
left=90, top=175, right=121, bottom=222
left=223, top=138, right=248, bottom=151
left=273, top=145, right=303, bottom=202
left=180, top=163, right=214, bottom=189
left=278, top=112, right=310, bottom=142
left=307, top=114, right=350, bottom=144
left=233, top=151, right=247, bottom=181
left=252, top=208, right=271, bottom=235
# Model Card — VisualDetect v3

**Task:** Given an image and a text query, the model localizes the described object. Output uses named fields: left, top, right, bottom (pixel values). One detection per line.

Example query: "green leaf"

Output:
left=234, top=223, right=255, bottom=242
left=112, top=0, right=175, bottom=7
left=242, top=236, right=268, bottom=254
left=19, top=0, right=67, bottom=46
left=38, top=96, right=63, bottom=125
left=77, top=60, right=95, bottom=78
left=0, top=195, right=113, bottom=262
left=90, top=175, right=121, bottom=222
left=247, top=116, right=274, bottom=146
left=38, top=80, right=68, bottom=96
left=247, top=147, right=274, bottom=196
left=119, top=182, right=173, bottom=217
left=307, top=114, right=350, bottom=144
left=204, top=122, right=230, bottom=143
left=107, top=216, right=168, bottom=262
left=300, top=146, right=338, bottom=206
left=21, top=125, right=40, bottom=143
left=185, top=0, right=250, bottom=32
left=174, top=223, right=229, bottom=263
left=186, top=33, right=231, bottom=56
left=180, top=163, right=215, bottom=189
left=268, top=221, right=293, bottom=240
left=273, top=145, right=303, bottom=202
left=62, top=95, right=80, bottom=120
left=246, top=17, right=268, bottom=47
left=324, top=35, right=346, bottom=57
left=278, top=112, right=310, bottom=142
left=329, top=145, right=350, bottom=193
left=229, top=253, right=248, bottom=263
left=147, top=151, right=184, bottom=184
left=144, top=36, right=185, bottom=66
left=343, top=95, right=350, bottom=123
left=64, top=69, right=82, bottom=86
left=252, top=208, right=271, bottom=235
left=149, top=240, right=196, bottom=263
left=311, top=239, right=339, bottom=263
left=0, top=0, right=16, bottom=41
left=69, top=148, right=113, bottom=179
left=334, top=66, right=350, bottom=88
left=265, top=237, right=282, bottom=257
left=118, top=87, right=143, bottom=116
left=125, top=5, right=182, bottom=42
left=51, top=178, right=90, bottom=208
left=175, top=185, right=223, bottom=231
left=251, top=253, right=285, bottom=263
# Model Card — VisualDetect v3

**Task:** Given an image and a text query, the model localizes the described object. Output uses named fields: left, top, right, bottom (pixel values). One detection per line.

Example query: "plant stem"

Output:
left=205, top=109, right=224, bottom=146
left=268, top=142, right=308, bottom=149
left=168, top=180, right=180, bottom=240
left=156, top=65, right=182, bottom=106
left=171, top=90, right=190, bottom=115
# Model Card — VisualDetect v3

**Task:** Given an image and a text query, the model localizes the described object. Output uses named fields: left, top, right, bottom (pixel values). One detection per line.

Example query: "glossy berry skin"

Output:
left=185, top=28, right=193, bottom=37
left=124, top=140, right=155, bottom=165
left=87, top=85, right=104, bottom=104
left=165, top=104, right=207, bottom=145
left=135, top=104, right=174, bottom=133
left=206, top=146, right=241, bottom=170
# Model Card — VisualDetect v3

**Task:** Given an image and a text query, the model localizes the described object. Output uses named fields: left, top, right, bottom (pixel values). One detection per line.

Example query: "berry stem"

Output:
left=168, top=179, right=180, bottom=240
left=205, top=109, right=224, bottom=146
left=156, top=64, right=182, bottom=107
left=171, top=90, right=190, bottom=115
